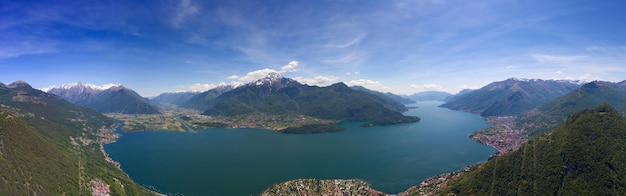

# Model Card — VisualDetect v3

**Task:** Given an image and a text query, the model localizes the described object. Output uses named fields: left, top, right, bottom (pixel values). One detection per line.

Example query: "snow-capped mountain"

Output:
left=245, top=72, right=301, bottom=90
left=46, top=82, right=160, bottom=114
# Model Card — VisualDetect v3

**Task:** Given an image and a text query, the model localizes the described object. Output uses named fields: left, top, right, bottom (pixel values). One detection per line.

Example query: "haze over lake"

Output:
left=105, top=101, right=496, bottom=195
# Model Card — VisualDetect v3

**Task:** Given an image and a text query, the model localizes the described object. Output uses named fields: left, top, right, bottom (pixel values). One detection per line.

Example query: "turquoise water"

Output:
left=105, top=101, right=496, bottom=195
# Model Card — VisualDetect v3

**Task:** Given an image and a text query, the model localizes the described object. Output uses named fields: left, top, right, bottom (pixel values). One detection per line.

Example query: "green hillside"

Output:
left=204, top=81, right=417, bottom=123
left=517, top=80, right=626, bottom=136
left=0, top=81, right=152, bottom=195
left=540, top=81, right=626, bottom=116
left=443, top=104, right=626, bottom=195
left=180, top=85, right=233, bottom=110
left=92, top=86, right=161, bottom=114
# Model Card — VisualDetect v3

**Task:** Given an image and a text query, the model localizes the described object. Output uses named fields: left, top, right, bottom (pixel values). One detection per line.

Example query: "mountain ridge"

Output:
left=201, top=73, right=419, bottom=126
left=47, top=82, right=160, bottom=114
left=441, top=78, right=581, bottom=116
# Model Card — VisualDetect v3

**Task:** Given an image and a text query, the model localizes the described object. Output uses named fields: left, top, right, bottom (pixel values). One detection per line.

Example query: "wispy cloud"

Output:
left=0, top=41, right=58, bottom=59
left=530, top=54, right=586, bottom=63
left=171, top=0, right=199, bottom=28
left=324, top=33, right=366, bottom=48
left=323, top=52, right=363, bottom=64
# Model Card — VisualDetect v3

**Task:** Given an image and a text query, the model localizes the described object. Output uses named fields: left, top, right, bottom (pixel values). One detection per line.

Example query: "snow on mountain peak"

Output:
left=252, top=72, right=284, bottom=86
left=41, top=82, right=122, bottom=93
left=59, top=82, right=121, bottom=91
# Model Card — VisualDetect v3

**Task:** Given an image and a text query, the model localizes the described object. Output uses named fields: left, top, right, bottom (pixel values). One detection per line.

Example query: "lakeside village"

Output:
left=471, top=116, right=528, bottom=155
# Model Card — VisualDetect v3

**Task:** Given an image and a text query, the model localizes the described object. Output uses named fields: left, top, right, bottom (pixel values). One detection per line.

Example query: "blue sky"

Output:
left=1, top=0, right=625, bottom=96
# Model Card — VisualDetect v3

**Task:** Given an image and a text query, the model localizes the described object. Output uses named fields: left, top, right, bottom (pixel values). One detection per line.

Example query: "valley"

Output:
left=106, top=106, right=339, bottom=132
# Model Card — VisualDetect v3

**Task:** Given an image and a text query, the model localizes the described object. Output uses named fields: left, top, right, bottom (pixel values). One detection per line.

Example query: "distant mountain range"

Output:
left=441, top=78, right=581, bottom=116
left=179, top=85, right=234, bottom=110
left=0, top=81, right=151, bottom=195
left=443, top=104, right=626, bottom=195
left=350, top=85, right=416, bottom=105
left=151, top=91, right=200, bottom=105
left=408, top=91, right=453, bottom=101
left=47, top=82, right=160, bottom=114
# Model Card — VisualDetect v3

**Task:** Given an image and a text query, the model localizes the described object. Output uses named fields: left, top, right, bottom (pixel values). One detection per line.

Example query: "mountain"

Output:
left=440, top=78, right=580, bottom=116
left=385, top=92, right=416, bottom=104
left=47, top=82, right=160, bottom=114
left=351, top=85, right=415, bottom=105
left=408, top=91, right=453, bottom=101
left=518, top=80, right=626, bottom=136
left=445, top=89, right=474, bottom=102
left=539, top=80, right=626, bottom=116
left=0, top=81, right=152, bottom=195
left=152, top=91, right=200, bottom=105
left=443, top=104, right=626, bottom=195
left=180, top=85, right=234, bottom=110
left=202, top=73, right=418, bottom=124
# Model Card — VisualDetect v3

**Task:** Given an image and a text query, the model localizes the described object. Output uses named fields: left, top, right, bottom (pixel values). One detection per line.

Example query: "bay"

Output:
left=104, top=101, right=496, bottom=195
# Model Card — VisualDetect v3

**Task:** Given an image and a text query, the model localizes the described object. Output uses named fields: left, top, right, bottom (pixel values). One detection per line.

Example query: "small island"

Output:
left=361, top=115, right=421, bottom=127
left=280, top=123, right=346, bottom=134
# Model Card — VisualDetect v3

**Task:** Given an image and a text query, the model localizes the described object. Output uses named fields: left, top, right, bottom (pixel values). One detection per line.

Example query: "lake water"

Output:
left=105, top=101, right=496, bottom=195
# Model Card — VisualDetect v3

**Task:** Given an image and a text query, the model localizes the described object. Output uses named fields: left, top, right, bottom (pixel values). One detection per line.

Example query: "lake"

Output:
left=104, top=101, right=496, bottom=195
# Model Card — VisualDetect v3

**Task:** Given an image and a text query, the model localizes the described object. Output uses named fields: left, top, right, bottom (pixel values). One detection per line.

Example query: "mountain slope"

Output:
left=441, top=78, right=580, bottom=116
left=518, top=80, right=626, bottom=136
left=47, top=83, right=160, bottom=114
left=202, top=73, right=418, bottom=124
left=0, top=81, right=152, bottom=195
left=444, top=104, right=626, bottom=195
left=151, top=91, right=200, bottom=105
left=539, top=80, right=626, bottom=115
left=351, top=85, right=415, bottom=105
left=180, top=85, right=234, bottom=110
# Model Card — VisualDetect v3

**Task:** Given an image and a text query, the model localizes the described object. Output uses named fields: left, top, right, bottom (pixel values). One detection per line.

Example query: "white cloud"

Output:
left=345, top=71, right=360, bottom=75
left=555, top=70, right=564, bottom=75
left=228, top=61, right=300, bottom=82
left=347, top=79, right=385, bottom=91
left=279, top=61, right=299, bottom=73
left=184, top=81, right=242, bottom=92
left=410, top=83, right=444, bottom=92
left=579, top=74, right=597, bottom=82
left=231, top=68, right=277, bottom=81
left=347, top=79, right=381, bottom=86
left=293, top=76, right=338, bottom=86
left=530, top=53, right=586, bottom=63
left=422, top=83, right=442, bottom=89
left=188, top=83, right=218, bottom=92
